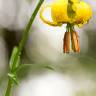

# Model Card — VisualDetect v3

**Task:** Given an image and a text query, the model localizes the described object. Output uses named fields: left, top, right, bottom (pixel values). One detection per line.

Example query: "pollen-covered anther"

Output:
left=71, top=31, right=80, bottom=52
left=63, top=31, right=71, bottom=53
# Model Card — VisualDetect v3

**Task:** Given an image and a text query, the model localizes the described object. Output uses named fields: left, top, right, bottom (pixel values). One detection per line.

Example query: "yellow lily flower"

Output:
left=40, top=0, right=92, bottom=53
left=40, top=0, right=92, bottom=26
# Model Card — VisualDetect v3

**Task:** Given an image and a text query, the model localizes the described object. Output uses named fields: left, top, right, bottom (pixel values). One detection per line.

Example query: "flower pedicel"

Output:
left=40, top=0, right=92, bottom=53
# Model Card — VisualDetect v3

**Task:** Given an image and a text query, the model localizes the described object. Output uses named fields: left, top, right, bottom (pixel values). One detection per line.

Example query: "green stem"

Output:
left=5, top=79, right=12, bottom=96
left=66, top=23, right=74, bottom=32
left=13, top=0, right=44, bottom=68
left=4, top=0, right=44, bottom=96
left=19, top=0, right=44, bottom=52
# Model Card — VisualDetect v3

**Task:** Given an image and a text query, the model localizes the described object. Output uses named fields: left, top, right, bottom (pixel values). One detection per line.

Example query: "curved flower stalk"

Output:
left=40, top=0, right=92, bottom=53
left=4, top=0, right=44, bottom=96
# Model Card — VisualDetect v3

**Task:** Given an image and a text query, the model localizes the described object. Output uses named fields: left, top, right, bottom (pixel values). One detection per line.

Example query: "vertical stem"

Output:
left=19, top=0, right=44, bottom=52
left=4, top=0, right=44, bottom=96
left=13, top=0, right=44, bottom=66
left=4, top=79, right=12, bottom=96
left=66, top=23, right=74, bottom=32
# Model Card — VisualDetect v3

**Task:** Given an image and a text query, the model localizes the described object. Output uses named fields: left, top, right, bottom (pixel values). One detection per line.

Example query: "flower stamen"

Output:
left=63, top=31, right=71, bottom=53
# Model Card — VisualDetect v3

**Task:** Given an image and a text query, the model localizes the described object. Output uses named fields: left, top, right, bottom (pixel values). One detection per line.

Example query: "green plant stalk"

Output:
left=4, top=0, right=44, bottom=96
left=66, top=23, right=74, bottom=32
left=12, top=0, right=44, bottom=70
left=4, top=79, right=12, bottom=96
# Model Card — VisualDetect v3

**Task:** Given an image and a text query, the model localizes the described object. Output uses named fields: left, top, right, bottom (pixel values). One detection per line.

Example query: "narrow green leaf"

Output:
left=9, top=47, right=18, bottom=70
left=9, top=47, right=21, bottom=72
left=16, top=63, right=55, bottom=80
left=44, top=66, right=54, bottom=70
left=17, top=64, right=54, bottom=72
left=8, top=73, right=19, bottom=85
left=14, top=55, right=20, bottom=71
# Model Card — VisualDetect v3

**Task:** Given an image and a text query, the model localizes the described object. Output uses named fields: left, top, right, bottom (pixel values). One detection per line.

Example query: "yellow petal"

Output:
left=51, top=0, right=69, bottom=23
left=73, top=1, right=92, bottom=24
left=40, top=0, right=92, bottom=26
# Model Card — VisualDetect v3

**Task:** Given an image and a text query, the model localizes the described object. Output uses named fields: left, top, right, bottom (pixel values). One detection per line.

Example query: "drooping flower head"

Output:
left=40, top=0, right=92, bottom=53
left=40, top=0, right=92, bottom=26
